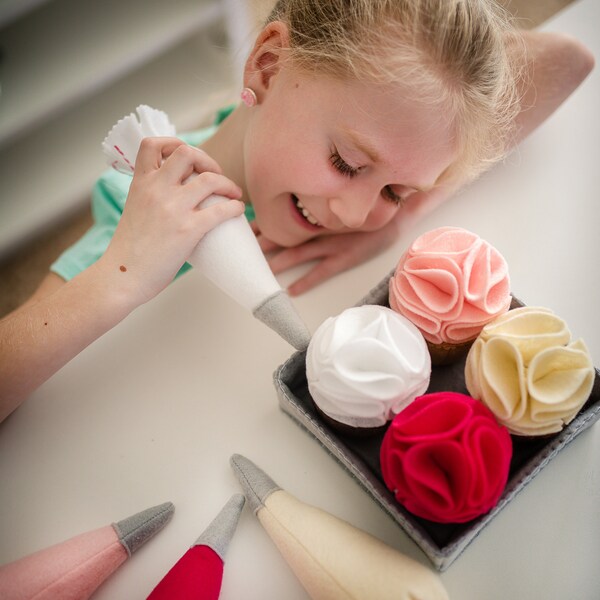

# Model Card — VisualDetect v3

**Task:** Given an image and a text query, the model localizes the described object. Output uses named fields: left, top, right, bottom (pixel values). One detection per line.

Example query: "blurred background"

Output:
left=0, top=0, right=573, bottom=316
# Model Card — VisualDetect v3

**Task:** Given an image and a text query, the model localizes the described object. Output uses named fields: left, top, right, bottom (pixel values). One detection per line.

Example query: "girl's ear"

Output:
left=244, top=21, right=290, bottom=100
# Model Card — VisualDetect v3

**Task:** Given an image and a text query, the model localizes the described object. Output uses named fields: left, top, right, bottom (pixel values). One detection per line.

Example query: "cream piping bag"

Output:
left=230, top=454, right=449, bottom=600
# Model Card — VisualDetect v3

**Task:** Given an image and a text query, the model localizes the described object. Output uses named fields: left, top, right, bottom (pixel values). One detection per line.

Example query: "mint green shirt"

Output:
left=51, top=106, right=253, bottom=281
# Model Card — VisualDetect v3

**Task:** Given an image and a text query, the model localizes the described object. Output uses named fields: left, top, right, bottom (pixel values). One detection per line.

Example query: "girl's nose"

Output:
left=328, top=191, right=378, bottom=229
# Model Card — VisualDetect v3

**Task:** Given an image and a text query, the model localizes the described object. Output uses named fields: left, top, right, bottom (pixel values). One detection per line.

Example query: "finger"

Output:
left=250, top=221, right=282, bottom=252
left=287, top=259, right=346, bottom=296
left=161, top=144, right=223, bottom=183
left=268, top=239, right=333, bottom=274
left=135, top=137, right=187, bottom=173
left=257, top=235, right=281, bottom=254
left=186, top=173, right=243, bottom=208
left=193, top=199, right=246, bottom=236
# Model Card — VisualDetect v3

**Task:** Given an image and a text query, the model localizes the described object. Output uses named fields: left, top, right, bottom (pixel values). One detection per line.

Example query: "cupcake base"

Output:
left=426, top=338, right=475, bottom=366
left=510, top=430, right=561, bottom=442
left=312, top=400, right=388, bottom=437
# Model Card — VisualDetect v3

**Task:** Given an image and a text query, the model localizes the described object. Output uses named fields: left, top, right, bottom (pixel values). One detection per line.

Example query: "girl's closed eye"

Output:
left=330, top=150, right=361, bottom=178
left=330, top=149, right=407, bottom=206
left=383, top=185, right=406, bottom=206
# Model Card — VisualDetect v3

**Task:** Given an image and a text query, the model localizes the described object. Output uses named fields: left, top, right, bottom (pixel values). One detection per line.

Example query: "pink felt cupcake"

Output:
left=389, top=226, right=511, bottom=365
left=380, top=392, right=512, bottom=523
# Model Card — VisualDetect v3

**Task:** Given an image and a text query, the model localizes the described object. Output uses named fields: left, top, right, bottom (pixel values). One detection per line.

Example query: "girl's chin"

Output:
left=268, top=231, right=314, bottom=248
left=253, top=218, right=306, bottom=248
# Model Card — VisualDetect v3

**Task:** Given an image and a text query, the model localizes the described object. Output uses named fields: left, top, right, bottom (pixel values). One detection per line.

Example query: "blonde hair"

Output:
left=267, top=0, right=523, bottom=183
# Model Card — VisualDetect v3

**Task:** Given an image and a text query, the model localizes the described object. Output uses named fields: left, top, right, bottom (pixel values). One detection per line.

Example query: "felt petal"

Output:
left=380, top=445, right=409, bottom=491
left=479, top=337, right=528, bottom=426
left=442, top=301, right=508, bottom=343
left=390, top=392, right=473, bottom=441
left=463, top=418, right=512, bottom=508
left=461, top=239, right=488, bottom=303
left=410, top=226, right=478, bottom=264
left=465, top=338, right=485, bottom=400
left=526, top=340, right=594, bottom=429
left=480, top=307, right=571, bottom=363
left=401, top=442, right=468, bottom=519
left=527, top=341, right=594, bottom=404
left=402, top=257, right=464, bottom=317
left=463, top=243, right=510, bottom=313
left=389, top=296, right=442, bottom=342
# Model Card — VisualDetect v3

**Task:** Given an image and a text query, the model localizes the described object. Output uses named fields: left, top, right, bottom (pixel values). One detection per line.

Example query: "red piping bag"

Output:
left=147, top=494, right=245, bottom=599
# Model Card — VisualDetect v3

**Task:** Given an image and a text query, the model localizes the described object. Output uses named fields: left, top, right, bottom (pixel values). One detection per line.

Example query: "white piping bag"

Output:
left=102, top=105, right=311, bottom=351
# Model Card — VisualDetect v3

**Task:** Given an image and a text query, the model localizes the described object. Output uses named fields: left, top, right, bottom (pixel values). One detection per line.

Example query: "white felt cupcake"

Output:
left=306, top=305, right=431, bottom=434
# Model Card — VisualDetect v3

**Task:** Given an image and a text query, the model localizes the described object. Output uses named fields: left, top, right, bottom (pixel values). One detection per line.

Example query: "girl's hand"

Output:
left=100, top=137, right=245, bottom=306
left=252, top=220, right=400, bottom=296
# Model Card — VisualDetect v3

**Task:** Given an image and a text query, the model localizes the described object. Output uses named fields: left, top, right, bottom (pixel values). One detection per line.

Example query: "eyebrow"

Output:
left=342, top=128, right=432, bottom=193
left=344, top=128, right=381, bottom=163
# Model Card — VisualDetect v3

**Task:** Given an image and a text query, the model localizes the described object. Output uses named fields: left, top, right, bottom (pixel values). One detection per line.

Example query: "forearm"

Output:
left=0, top=260, right=138, bottom=421
left=394, top=32, right=594, bottom=236
left=511, top=30, right=594, bottom=144
left=0, top=139, right=245, bottom=420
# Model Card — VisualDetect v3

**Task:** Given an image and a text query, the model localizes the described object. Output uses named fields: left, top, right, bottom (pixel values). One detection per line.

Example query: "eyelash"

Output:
left=330, top=151, right=360, bottom=178
left=330, top=150, right=406, bottom=206
left=382, top=186, right=405, bottom=206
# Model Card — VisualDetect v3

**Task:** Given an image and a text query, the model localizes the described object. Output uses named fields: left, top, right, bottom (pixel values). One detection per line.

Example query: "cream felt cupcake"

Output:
left=306, top=305, right=431, bottom=435
left=465, top=306, right=595, bottom=437
left=389, top=226, right=511, bottom=365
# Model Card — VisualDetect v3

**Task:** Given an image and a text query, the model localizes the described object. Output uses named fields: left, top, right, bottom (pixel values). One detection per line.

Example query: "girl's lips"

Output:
left=290, top=194, right=322, bottom=231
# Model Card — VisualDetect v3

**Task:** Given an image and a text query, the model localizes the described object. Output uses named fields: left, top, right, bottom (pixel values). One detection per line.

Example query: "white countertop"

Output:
left=0, top=1, right=598, bottom=598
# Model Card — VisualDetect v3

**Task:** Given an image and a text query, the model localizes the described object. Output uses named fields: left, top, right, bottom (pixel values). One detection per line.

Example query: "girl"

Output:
left=0, top=0, right=594, bottom=418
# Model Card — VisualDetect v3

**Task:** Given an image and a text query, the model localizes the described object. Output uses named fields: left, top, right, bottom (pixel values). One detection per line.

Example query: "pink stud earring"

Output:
left=240, top=87, right=258, bottom=107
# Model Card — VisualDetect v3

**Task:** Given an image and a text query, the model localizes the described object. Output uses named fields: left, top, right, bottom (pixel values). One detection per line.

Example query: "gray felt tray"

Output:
left=273, top=271, right=600, bottom=571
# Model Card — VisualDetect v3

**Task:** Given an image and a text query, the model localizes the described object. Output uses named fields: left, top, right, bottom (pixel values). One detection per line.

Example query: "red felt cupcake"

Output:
left=380, top=392, right=512, bottom=523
